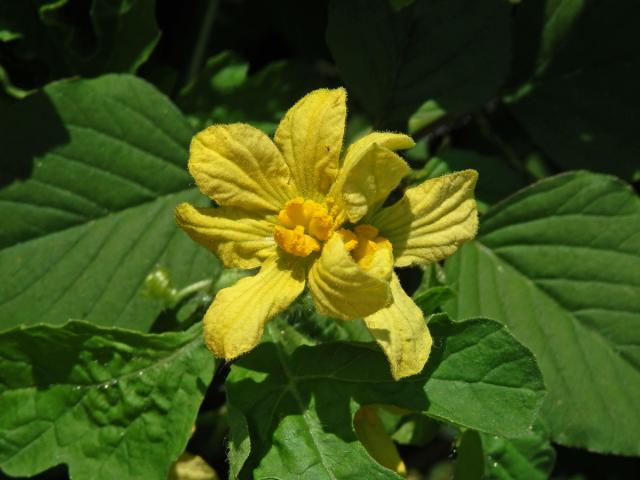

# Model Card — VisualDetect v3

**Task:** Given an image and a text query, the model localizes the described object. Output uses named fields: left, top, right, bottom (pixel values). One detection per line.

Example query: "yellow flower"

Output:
left=175, top=88, right=478, bottom=379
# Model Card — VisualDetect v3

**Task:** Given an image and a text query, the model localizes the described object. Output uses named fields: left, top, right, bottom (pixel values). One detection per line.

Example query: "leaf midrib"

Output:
left=269, top=326, right=339, bottom=480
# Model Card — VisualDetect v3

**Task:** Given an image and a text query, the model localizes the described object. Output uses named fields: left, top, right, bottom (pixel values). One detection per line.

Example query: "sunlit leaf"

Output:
left=444, top=171, right=640, bottom=454
left=0, top=322, right=214, bottom=479
left=0, top=74, right=219, bottom=331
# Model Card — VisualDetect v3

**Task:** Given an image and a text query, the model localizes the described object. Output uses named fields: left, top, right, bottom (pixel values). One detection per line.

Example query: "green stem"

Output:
left=175, top=0, right=219, bottom=97
left=173, top=279, right=213, bottom=304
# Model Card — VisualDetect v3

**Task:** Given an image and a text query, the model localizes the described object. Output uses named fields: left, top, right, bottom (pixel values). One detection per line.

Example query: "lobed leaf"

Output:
left=226, top=315, right=545, bottom=478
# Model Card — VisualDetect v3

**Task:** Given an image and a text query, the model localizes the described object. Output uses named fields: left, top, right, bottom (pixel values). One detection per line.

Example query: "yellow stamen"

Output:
left=274, top=198, right=334, bottom=256
left=274, top=225, right=320, bottom=257
left=337, top=229, right=358, bottom=251
left=342, top=224, right=392, bottom=268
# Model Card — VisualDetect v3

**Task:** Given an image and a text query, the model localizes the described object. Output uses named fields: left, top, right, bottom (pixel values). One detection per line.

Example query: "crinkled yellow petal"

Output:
left=364, top=274, right=432, bottom=380
left=189, top=123, right=293, bottom=213
left=354, top=405, right=407, bottom=476
left=175, top=202, right=276, bottom=269
left=203, top=255, right=305, bottom=360
left=332, top=144, right=411, bottom=224
left=274, top=88, right=346, bottom=199
left=373, top=170, right=479, bottom=267
left=341, top=131, right=415, bottom=172
left=308, top=233, right=393, bottom=320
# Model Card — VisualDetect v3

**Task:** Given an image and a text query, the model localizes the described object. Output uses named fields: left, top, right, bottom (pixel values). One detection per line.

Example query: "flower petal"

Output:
left=354, top=405, right=407, bottom=475
left=332, top=144, right=411, bottom=224
left=274, top=88, right=346, bottom=199
left=203, top=255, right=305, bottom=360
left=342, top=131, right=415, bottom=172
left=175, top=202, right=276, bottom=269
left=308, top=233, right=392, bottom=320
left=189, top=123, right=293, bottom=213
left=372, top=170, right=479, bottom=267
left=363, top=274, right=432, bottom=380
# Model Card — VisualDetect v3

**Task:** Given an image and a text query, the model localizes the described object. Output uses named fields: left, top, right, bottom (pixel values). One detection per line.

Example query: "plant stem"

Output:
left=174, top=0, right=219, bottom=97
left=173, top=279, right=213, bottom=304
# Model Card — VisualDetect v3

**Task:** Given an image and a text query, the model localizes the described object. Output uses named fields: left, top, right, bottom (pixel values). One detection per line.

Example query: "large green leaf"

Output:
left=506, top=0, right=640, bottom=179
left=0, top=321, right=214, bottom=479
left=444, top=171, right=640, bottom=454
left=0, top=74, right=219, bottom=330
left=226, top=315, right=545, bottom=478
left=326, top=0, right=511, bottom=130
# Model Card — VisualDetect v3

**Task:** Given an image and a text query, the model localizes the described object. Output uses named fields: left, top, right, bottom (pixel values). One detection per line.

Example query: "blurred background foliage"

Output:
left=0, top=0, right=639, bottom=479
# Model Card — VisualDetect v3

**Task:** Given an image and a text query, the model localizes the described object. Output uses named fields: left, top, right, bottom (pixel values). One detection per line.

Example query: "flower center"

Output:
left=274, top=197, right=334, bottom=257
left=338, top=224, right=392, bottom=268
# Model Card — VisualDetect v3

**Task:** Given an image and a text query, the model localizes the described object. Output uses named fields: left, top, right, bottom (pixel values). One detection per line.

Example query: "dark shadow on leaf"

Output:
left=0, top=89, right=69, bottom=188
left=508, top=0, right=546, bottom=87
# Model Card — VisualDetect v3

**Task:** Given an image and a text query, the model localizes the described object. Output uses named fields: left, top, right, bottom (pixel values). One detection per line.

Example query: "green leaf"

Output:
left=279, top=292, right=374, bottom=346
left=0, top=2, right=23, bottom=43
left=177, top=53, right=328, bottom=134
left=413, top=286, right=455, bottom=316
left=407, top=99, right=446, bottom=133
left=479, top=427, right=556, bottom=480
left=226, top=315, right=545, bottom=478
left=443, top=171, right=640, bottom=454
left=0, top=321, right=214, bottom=479
left=506, top=0, right=640, bottom=179
left=0, top=74, right=219, bottom=331
left=0, top=64, right=32, bottom=99
left=456, top=422, right=555, bottom=480
left=83, top=0, right=160, bottom=74
left=326, top=0, right=511, bottom=130
left=0, top=1, right=31, bottom=43
left=455, top=430, right=484, bottom=480
left=227, top=404, right=251, bottom=480
left=1, top=0, right=159, bottom=81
